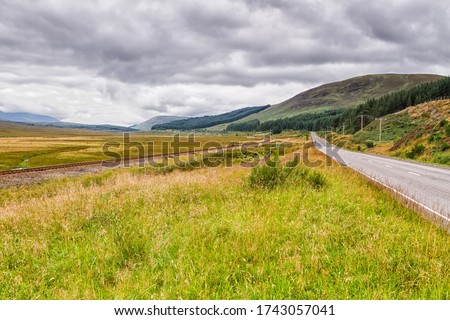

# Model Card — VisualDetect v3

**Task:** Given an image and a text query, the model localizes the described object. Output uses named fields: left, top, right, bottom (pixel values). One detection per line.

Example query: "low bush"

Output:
left=445, top=123, right=450, bottom=137
left=305, top=170, right=327, bottom=189
left=432, top=152, right=450, bottom=165
left=248, top=153, right=327, bottom=190
left=248, top=157, right=292, bottom=190
left=406, top=144, right=425, bottom=159
left=428, top=133, right=442, bottom=143
left=438, top=142, right=450, bottom=152
left=365, top=140, right=375, bottom=149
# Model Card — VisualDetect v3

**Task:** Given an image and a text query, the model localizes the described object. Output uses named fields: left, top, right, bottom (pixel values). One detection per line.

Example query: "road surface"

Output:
left=311, top=132, right=450, bottom=222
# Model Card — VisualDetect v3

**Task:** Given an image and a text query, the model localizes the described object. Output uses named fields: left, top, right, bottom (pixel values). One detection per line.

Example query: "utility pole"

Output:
left=342, top=123, right=345, bottom=135
left=379, top=118, right=383, bottom=142
left=359, top=115, right=364, bottom=131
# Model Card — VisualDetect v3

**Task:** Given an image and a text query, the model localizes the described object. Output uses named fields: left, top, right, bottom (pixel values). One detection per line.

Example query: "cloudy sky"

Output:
left=0, top=0, right=449, bottom=125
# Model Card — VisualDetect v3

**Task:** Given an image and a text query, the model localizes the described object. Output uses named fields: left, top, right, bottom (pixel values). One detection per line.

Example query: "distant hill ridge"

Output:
left=0, top=111, right=134, bottom=132
left=45, top=122, right=136, bottom=132
left=0, top=111, right=60, bottom=123
left=133, top=115, right=190, bottom=130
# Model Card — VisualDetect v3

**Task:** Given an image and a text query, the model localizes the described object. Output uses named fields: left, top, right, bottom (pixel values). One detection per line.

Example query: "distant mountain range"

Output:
left=132, top=115, right=190, bottom=130
left=0, top=111, right=60, bottom=123
left=0, top=111, right=135, bottom=132
left=43, top=122, right=137, bottom=132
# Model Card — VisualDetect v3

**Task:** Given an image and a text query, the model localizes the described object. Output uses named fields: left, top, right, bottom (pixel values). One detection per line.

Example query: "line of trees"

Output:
left=226, top=109, right=344, bottom=133
left=153, top=105, right=270, bottom=130
left=226, top=77, right=450, bottom=133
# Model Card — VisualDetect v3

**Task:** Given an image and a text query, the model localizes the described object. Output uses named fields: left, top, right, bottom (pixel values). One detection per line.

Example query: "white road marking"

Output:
left=311, top=132, right=450, bottom=224
left=368, top=160, right=373, bottom=163
left=347, top=165, right=449, bottom=223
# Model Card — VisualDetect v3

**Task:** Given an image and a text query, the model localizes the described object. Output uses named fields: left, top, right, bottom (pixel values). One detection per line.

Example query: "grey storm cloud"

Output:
left=0, top=0, right=449, bottom=125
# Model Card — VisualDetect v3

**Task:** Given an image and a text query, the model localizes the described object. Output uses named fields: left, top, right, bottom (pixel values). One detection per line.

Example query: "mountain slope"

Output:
left=235, top=74, right=443, bottom=123
left=351, top=99, right=450, bottom=165
left=0, top=111, right=60, bottom=123
left=133, top=116, right=189, bottom=130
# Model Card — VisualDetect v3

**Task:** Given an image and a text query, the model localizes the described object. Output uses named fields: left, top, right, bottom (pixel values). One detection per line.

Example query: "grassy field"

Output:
left=0, top=143, right=448, bottom=299
left=0, top=122, right=259, bottom=170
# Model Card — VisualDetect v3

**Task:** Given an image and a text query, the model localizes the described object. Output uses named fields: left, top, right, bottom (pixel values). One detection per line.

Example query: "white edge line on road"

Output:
left=311, top=136, right=450, bottom=224
left=385, top=165, right=392, bottom=168
left=408, top=171, right=421, bottom=176
left=348, top=164, right=449, bottom=223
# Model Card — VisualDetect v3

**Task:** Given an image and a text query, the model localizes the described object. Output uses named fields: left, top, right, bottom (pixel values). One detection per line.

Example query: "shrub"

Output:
left=406, top=144, right=425, bottom=159
left=428, top=133, right=442, bottom=143
left=248, top=153, right=327, bottom=190
left=439, top=142, right=450, bottom=152
left=248, top=153, right=292, bottom=189
left=305, top=170, right=327, bottom=189
left=445, top=123, right=450, bottom=137
left=365, top=140, right=375, bottom=149
left=432, top=152, right=450, bottom=165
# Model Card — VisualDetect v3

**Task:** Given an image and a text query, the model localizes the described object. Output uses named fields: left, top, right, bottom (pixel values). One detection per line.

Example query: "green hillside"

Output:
left=228, top=76, right=450, bottom=134
left=232, top=74, right=442, bottom=124
left=348, top=99, right=450, bottom=165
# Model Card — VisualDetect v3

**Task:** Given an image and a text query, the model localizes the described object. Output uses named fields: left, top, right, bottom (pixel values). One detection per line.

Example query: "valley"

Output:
left=1, top=136, right=449, bottom=299
left=1, top=73, right=449, bottom=301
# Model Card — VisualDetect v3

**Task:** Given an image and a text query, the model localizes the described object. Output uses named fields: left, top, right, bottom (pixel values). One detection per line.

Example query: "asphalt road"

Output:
left=311, top=132, right=450, bottom=221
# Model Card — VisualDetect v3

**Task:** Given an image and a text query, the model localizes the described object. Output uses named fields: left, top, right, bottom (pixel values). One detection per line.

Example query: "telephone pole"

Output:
left=379, top=118, right=383, bottom=142
left=359, top=115, right=365, bottom=131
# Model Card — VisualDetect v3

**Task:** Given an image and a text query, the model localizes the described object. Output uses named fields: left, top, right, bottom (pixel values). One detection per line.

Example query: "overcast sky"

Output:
left=0, top=0, right=449, bottom=125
